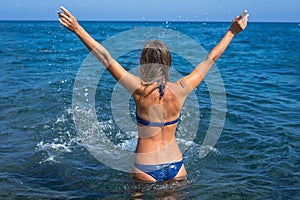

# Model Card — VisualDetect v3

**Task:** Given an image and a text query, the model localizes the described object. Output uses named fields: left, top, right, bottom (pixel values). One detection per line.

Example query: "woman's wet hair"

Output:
left=140, top=40, right=172, bottom=86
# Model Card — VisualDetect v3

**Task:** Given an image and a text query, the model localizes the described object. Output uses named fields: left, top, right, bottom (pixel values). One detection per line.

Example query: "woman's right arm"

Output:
left=176, top=10, right=249, bottom=96
left=58, top=6, right=141, bottom=94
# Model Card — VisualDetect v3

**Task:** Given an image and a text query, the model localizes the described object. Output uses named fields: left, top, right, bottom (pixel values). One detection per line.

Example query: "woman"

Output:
left=58, top=7, right=248, bottom=182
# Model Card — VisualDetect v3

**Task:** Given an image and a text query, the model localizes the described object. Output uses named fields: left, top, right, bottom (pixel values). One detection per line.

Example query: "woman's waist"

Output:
left=137, top=125, right=177, bottom=139
left=135, top=138, right=182, bottom=165
left=134, top=152, right=183, bottom=165
left=136, top=135, right=176, bottom=151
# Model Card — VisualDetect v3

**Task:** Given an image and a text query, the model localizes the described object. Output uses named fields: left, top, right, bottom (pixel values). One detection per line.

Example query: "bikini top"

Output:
left=136, top=111, right=180, bottom=127
left=136, top=83, right=180, bottom=127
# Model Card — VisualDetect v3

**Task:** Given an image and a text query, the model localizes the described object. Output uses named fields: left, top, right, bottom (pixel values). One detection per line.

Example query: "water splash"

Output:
left=36, top=108, right=79, bottom=163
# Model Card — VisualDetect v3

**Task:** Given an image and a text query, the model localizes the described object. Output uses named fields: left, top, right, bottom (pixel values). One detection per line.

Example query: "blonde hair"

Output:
left=139, top=40, right=172, bottom=98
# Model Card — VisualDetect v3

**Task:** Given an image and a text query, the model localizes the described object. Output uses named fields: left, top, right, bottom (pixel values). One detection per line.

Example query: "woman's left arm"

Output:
left=58, top=6, right=141, bottom=94
left=176, top=10, right=249, bottom=97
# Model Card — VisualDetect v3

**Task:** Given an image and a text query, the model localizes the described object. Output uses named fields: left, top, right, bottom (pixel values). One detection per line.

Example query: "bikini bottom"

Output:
left=134, top=160, right=183, bottom=182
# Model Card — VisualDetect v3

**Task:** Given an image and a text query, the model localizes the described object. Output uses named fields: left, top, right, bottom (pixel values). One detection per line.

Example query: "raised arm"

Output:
left=177, top=10, right=249, bottom=96
left=57, top=6, right=141, bottom=94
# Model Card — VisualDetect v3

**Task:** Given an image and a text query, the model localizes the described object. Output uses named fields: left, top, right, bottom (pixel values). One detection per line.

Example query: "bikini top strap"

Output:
left=158, top=84, right=165, bottom=100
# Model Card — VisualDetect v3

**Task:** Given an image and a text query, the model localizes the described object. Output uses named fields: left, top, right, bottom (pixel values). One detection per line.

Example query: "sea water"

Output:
left=0, top=21, right=299, bottom=199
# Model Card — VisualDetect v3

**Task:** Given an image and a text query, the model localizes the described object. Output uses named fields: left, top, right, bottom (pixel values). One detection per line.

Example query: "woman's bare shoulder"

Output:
left=166, top=82, right=187, bottom=106
left=167, top=82, right=185, bottom=95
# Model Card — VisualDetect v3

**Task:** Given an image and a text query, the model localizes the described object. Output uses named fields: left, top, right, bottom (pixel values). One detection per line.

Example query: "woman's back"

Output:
left=133, top=82, right=185, bottom=165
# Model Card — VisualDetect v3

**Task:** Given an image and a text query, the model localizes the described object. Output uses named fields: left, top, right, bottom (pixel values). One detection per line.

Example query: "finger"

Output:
left=242, top=21, right=248, bottom=29
left=237, top=10, right=248, bottom=20
left=241, top=14, right=249, bottom=22
left=59, top=18, right=68, bottom=27
left=60, top=6, right=72, bottom=17
left=240, top=21, right=247, bottom=30
left=233, top=15, right=239, bottom=22
left=60, top=17, right=69, bottom=25
left=57, top=11, right=67, bottom=18
left=58, top=12, right=72, bottom=23
left=57, top=11, right=65, bottom=19
left=59, top=13, right=72, bottom=25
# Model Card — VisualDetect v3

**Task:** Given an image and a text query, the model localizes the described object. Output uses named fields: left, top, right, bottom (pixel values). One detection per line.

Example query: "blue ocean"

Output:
left=0, top=21, right=299, bottom=199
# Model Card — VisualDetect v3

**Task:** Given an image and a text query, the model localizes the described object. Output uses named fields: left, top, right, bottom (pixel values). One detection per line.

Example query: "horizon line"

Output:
left=0, top=19, right=299, bottom=23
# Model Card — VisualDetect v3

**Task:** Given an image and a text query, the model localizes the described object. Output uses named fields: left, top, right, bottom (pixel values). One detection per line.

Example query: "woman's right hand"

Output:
left=57, top=6, right=80, bottom=33
left=229, top=10, right=249, bottom=35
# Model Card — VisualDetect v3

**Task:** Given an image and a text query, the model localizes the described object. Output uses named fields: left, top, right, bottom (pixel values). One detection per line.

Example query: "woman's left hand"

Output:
left=229, top=10, right=249, bottom=35
left=57, top=6, right=80, bottom=33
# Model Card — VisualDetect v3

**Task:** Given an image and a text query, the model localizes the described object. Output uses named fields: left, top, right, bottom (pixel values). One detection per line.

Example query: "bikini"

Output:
left=136, top=112, right=180, bottom=127
left=134, top=160, right=183, bottom=182
left=134, top=84, right=183, bottom=182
